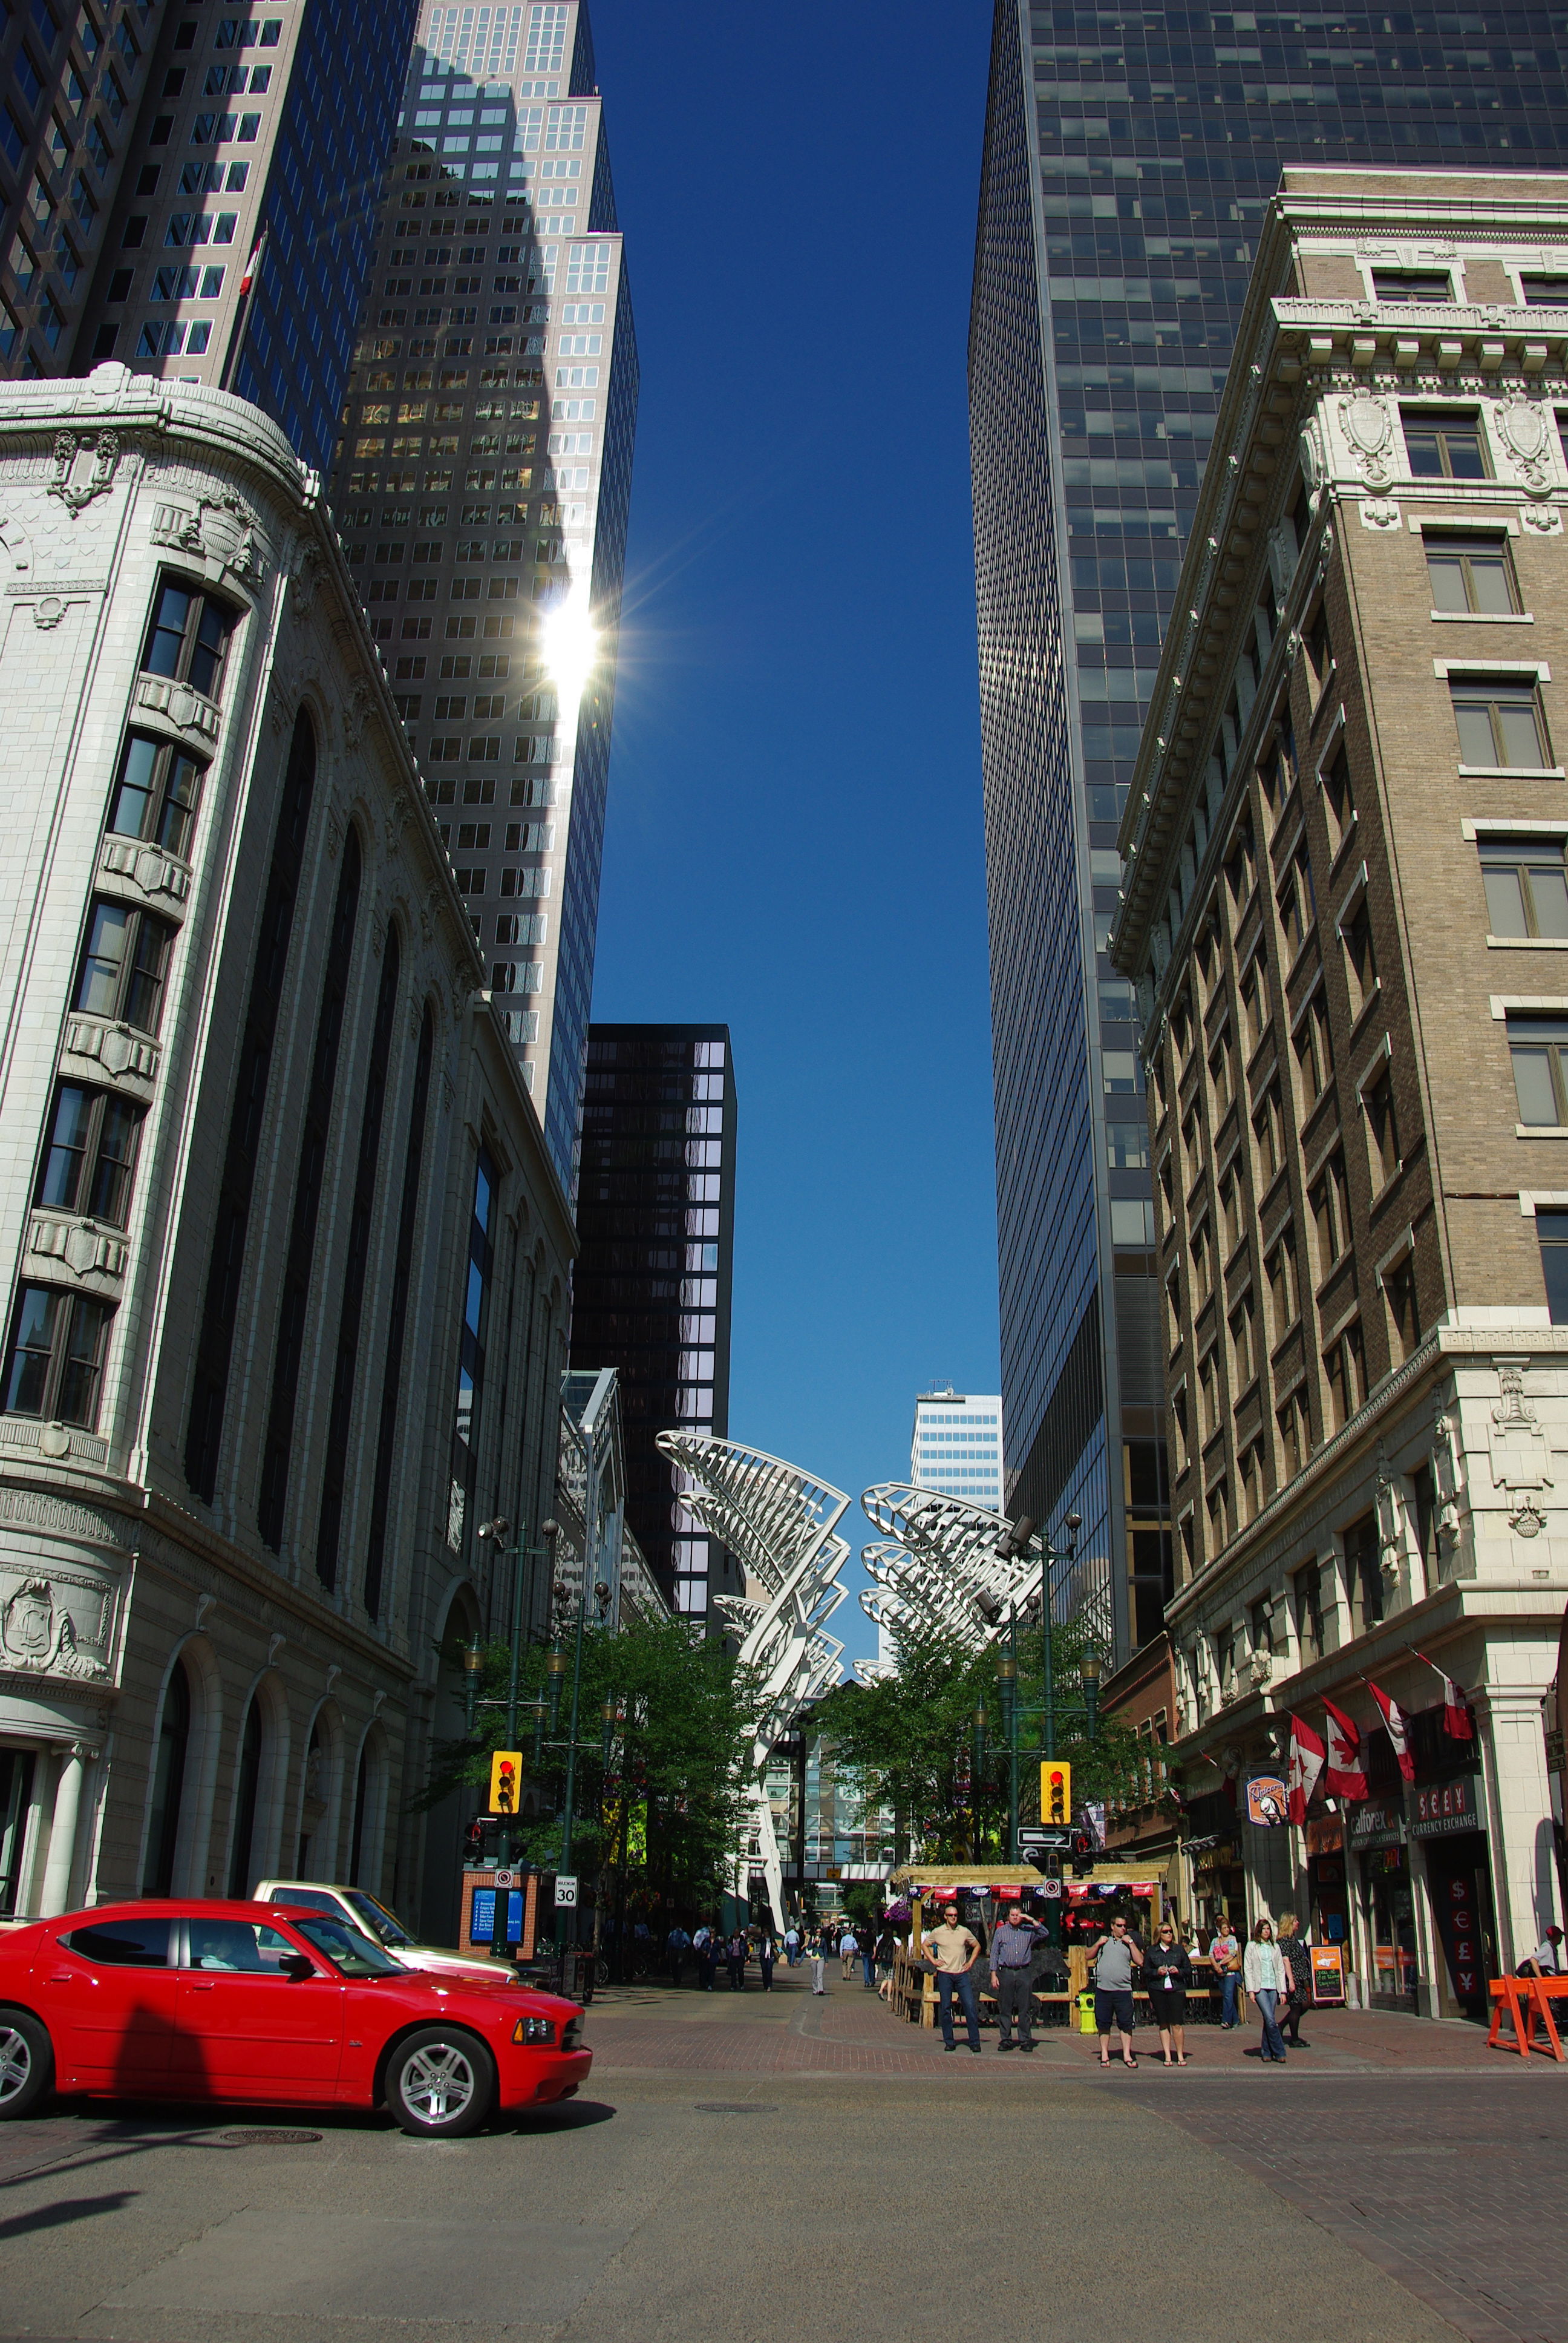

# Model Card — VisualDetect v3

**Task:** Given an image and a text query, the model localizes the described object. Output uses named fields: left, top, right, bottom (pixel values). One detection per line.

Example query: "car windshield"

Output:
left=343, top=1889, right=416, bottom=1947
left=290, top=1914, right=404, bottom=1978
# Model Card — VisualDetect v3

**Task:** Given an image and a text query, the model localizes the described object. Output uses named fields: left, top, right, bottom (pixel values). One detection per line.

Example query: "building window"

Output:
left=363, top=1006, right=434, bottom=1622
left=1266, top=1225, right=1300, bottom=1342
left=1373, top=268, right=1452, bottom=303
left=2, top=1284, right=112, bottom=1425
left=226, top=1695, right=263, bottom=1897
left=36, top=1084, right=143, bottom=1227
left=1363, top=1066, right=1400, bottom=1188
left=257, top=825, right=363, bottom=1552
left=1252, top=1081, right=1284, bottom=1185
left=316, top=923, right=402, bottom=1593
left=1385, top=1248, right=1422, bottom=1362
left=1451, top=678, right=1549, bottom=767
left=1198, top=1346, right=1218, bottom=1439
left=1319, top=742, right=1354, bottom=852
left=448, top=1144, right=498, bottom=1555
left=1293, top=1559, right=1324, bottom=1660
left=1303, top=600, right=1333, bottom=700
left=107, top=730, right=206, bottom=859
left=1344, top=1511, right=1384, bottom=1633
left=142, top=1657, right=191, bottom=1896
left=1536, top=1208, right=1568, bottom=1323
left=1509, top=1016, right=1568, bottom=1126
left=1425, top=531, right=1518, bottom=615
left=185, top=711, right=315, bottom=1505
left=1238, top=1439, right=1264, bottom=1522
left=1277, top=1384, right=1310, bottom=1478
left=1478, top=837, right=1568, bottom=939
left=1293, top=988, right=1333, bottom=1106
left=1324, top=1319, right=1367, bottom=1430
left=1276, top=845, right=1315, bottom=963
left=141, top=575, right=235, bottom=701
left=1229, top=1289, right=1256, bottom=1392
left=1402, top=408, right=1488, bottom=480
left=1341, top=893, right=1378, bottom=1018
left=1521, top=275, right=1568, bottom=305
left=73, top=900, right=174, bottom=1035
left=1309, top=1151, right=1350, bottom=1279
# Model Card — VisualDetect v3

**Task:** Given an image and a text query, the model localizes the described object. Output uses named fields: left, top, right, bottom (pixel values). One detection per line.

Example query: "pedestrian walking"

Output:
left=811, top=1924, right=829, bottom=1994
left=1277, top=1913, right=1312, bottom=2046
left=874, top=1924, right=897, bottom=1987
left=758, top=1931, right=776, bottom=1991
left=1146, top=1919, right=1191, bottom=2065
left=1085, top=1912, right=1143, bottom=2068
left=725, top=1929, right=747, bottom=1990
left=921, top=1900, right=983, bottom=2053
left=693, top=1921, right=716, bottom=1991
left=665, top=1922, right=690, bottom=1990
left=838, top=1924, right=859, bottom=1981
left=988, top=1899, right=1046, bottom=2053
left=857, top=1922, right=876, bottom=1987
left=784, top=1924, right=801, bottom=1967
left=1209, top=1915, right=1242, bottom=2028
left=1244, top=1916, right=1289, bottom=2063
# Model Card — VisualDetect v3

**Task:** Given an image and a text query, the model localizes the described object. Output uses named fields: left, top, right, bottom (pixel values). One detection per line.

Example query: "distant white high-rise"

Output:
left=910, top=1386, right=1004, bottom=1510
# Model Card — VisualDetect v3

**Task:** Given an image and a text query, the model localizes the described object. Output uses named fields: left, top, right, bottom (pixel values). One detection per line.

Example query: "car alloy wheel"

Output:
left=388, top=2027, right=494, bottom=2138
left=0, top=2010, right=53, bottom=2120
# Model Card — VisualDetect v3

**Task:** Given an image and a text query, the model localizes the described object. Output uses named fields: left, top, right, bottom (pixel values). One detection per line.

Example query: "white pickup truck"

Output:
left=254, top=1881, right=518, bottom=1984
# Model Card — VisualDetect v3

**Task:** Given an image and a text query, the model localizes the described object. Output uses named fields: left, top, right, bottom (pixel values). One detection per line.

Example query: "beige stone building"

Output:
left=1110, top=170, right=1568, bottom=2017
left=0, top=362, right=573, bottom=1937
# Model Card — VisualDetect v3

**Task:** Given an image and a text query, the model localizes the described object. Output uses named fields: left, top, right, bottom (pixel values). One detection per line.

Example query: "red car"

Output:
left=0, top=1899, right=590, bottom=2137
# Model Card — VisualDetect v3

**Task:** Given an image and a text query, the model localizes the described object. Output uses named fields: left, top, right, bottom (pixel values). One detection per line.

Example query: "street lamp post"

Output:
left=984, top=1511, right=1103, bottom=1864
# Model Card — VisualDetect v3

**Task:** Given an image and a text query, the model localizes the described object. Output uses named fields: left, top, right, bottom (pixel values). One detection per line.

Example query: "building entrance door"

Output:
left=1422, top=1832, right=1494, bottom=2020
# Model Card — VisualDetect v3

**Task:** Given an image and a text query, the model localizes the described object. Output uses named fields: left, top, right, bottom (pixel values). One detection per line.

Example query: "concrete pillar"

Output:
left=1478, top=1688, right=1558, bottom=1968
left=39, top=1743, right=93, bottom=1918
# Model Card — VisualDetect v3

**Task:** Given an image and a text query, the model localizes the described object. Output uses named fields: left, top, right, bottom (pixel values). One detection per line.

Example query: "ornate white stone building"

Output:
left=0, top=364, right=575, bottom=1936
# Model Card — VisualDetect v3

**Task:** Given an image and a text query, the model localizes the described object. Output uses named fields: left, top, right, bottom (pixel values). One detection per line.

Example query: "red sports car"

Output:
left=0, top=1899, right=590, bottom=2137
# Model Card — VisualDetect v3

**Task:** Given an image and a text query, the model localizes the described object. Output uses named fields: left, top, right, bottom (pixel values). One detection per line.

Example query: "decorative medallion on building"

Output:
left=150, top=490, right=269, bottom=586
left=1339, top=393, right=1394, bottom=487
left=1, top=1577, right=110, bottom=1680
left=1359, top=498, right=1402, bottom=531
left=1494, top=398, right=1552, bottom=491
left=1521, top=502, right=1564, bottom=536
left=48, top=430, right=120, bottom=515
left=1488, top=1360, right=1553, bottom=1538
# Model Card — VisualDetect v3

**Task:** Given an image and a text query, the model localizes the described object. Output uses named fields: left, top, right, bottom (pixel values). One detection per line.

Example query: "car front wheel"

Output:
left=0, top=2009, right=53, bottom=2120
left=385, top=2027, right=494, bottom=2138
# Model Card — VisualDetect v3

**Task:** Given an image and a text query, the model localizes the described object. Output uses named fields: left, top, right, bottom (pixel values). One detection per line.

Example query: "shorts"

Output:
left=1095, top=1987, right=1135, bottom=2035
left=1152, top=1990, right=1187, bottom=2024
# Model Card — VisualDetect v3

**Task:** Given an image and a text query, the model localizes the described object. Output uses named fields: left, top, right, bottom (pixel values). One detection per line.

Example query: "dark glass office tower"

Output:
left=970, top=0, right=1568, bottom=1660
left=570, top=1024, right=738, bottom=1618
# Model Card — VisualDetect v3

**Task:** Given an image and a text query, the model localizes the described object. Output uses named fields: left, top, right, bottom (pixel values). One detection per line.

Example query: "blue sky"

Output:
left=584, top=2, right=999, bottom=1670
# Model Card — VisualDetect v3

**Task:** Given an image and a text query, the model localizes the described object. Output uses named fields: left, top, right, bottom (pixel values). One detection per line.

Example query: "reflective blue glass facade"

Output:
left=971, top=0, right=1568, bottom=1659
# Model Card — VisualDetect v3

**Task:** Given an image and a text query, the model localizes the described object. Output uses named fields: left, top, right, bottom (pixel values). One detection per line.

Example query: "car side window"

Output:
left=186, top=1919, right=300, bottom=1974
left=62, top=1917, right=172, bottom=1967
left=268, top=1887, right=339, bottom=1915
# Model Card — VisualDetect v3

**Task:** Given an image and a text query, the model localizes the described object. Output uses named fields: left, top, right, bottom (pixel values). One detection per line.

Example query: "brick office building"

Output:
left=1110, top=171, right=1568, bottom=2017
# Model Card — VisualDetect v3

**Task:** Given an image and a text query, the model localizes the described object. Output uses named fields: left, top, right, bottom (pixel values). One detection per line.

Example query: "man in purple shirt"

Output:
left=990, top=1901, right=1048, bottom=2053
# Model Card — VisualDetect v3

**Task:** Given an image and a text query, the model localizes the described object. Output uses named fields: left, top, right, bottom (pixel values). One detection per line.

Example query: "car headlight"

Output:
left=512, top=2014, right=555, bottom=2045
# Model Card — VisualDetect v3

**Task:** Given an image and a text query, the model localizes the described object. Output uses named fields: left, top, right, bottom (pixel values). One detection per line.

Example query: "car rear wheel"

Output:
left=386, top=2026, right=494, bottom=2137
left=0, top=2010, right=53, bottom=2120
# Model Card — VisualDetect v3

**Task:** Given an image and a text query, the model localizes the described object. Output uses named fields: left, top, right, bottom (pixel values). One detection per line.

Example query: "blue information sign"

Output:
left=470, top=1886, right=497, bottom=1943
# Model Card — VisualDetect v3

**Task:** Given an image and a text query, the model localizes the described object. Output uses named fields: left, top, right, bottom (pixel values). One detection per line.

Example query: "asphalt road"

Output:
left=0, top=1976, right=1562, bottom=2342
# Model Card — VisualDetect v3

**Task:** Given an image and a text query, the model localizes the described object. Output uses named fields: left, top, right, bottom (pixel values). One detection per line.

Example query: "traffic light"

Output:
left=489, top=1750, right=522, bottom=1816
left=1040, top=1760, right=1072, bottom=1828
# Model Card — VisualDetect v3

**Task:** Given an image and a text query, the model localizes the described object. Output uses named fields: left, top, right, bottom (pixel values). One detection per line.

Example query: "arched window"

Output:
left=227, top=1696, right=263, bottom=1898
left=185, top=709, right=317, bottom=1500
left=363, top=1005, right=434, bottom=1620
left=143, top=1659, right=191, bottom=1896
left=316, top=922, right=401, bottom=1590
left=258, top=824, right=363, bottom=1548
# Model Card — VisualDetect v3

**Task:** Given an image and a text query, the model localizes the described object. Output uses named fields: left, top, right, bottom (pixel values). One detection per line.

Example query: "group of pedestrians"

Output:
left=1087, top=1909, right=1314, bottom=2066
left=663, top=1921, right=779, bottom=1991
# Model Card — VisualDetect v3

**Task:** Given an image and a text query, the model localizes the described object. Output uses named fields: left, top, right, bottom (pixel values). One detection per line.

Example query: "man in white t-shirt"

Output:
left=922, top=1902, right=982, bottom=2054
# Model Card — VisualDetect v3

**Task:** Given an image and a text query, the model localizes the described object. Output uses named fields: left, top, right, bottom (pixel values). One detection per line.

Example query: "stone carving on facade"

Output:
left=31, top=595, right=68, bottom=628
left=1489, top=1360, right=1552, bottom=1538
left=1431, top=1398, right=1466, bottom=1553
left=1521, top=502, right=1564, bottom=535
left=1339, top=393, right=1394, bottom=486
left=1298, top=418, right=1325, bottom=500
left=61, top=1014, right=160, bottom=1087
left=1, top=1578, right=110, bottom=1680
left=289, top=540, right=323, bottom=618
left=1359, top=497, right=1402, bottom=531
left=151, top=488, right=269, bottom=587
left=1494, top=398, right=1552, bottom=491
left=28, top=1214, right=128, bottom=1285
left=1374, top=1441, right=1404, bottom=1585
left=341, top=677, right=376, bottom=753
left=99, top=834, right=192, bottom=911
left=48, top=430, right=119, bottom=514
left=134, top=670, right=220, bottom=746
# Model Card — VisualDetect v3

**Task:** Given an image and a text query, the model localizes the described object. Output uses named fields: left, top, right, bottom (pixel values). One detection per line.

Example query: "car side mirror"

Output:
left=279, top=1953, right=316, bottom=1981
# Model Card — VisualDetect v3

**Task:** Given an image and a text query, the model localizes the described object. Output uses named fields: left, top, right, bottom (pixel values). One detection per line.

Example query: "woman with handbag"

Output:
left=1146, top=1918, right=1192, bottom=2065
left=1277, top=1912, right=1312, bottom=2047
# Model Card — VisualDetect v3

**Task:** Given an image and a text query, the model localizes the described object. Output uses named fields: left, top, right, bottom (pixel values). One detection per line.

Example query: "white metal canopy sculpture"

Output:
left=655, top=1430, right=849, bottom=1928
left=858, top=1484, right=1044, bottom=1653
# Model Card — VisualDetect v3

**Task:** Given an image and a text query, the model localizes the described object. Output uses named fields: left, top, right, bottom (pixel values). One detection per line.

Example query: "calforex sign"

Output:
left=1409, top=1776, right=1485, bottom=1840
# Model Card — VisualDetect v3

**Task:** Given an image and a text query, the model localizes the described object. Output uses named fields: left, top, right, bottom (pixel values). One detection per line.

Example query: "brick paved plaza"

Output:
left=0, top=1963, right=1563, bottom=2343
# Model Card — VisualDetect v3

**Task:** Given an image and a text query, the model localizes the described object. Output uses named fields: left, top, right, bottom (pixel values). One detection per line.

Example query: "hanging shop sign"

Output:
left=1409, top=1775, right=1485, bottom=1839
left=1309, top=1944, right=1346, bottom=2004
left=1246, top=1774, right=1288, bottom=1826
left=1348, top=1798, right=1405, bottom=1852
left=1304, top=1814, right=1344, bottom=1856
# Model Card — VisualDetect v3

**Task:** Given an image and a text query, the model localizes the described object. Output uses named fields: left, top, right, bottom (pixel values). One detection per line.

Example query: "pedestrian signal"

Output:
left=1040, top=1760, right=1072, bottom=1827
left=489, top=1750, right=522, bottom=1815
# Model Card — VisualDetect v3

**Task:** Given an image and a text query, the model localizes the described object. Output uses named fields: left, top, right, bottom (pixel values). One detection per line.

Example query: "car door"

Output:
left=45, top=1913, right=178, bottom=2093
left=172, top=1916, right=346, bottom=2102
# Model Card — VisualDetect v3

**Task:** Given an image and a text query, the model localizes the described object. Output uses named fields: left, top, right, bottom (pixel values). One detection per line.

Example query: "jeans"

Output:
left=1255, top=1987, right=1286, bottom=2060
left=668, top=1955, right=685, bottom=1989
left=936, top=1969, right=981, bottom=2049
left=995, top=1966, right=1034, bottom=2045
left=861, top=1953, right=875, bottom=1987
left=1221, top=1971, right=1240, bottom=2027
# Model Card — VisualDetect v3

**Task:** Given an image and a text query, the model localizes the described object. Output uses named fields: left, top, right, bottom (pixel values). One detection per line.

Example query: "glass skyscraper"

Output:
left=970, top=0, right=1568, bottom=1660
left=569, top=1024, right=738, bottom=1618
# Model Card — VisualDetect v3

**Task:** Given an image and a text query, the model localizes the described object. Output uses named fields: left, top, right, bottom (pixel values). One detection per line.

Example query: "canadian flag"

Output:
left=1287, top=1714, right=1325, bottom=1823
left=1367, top=1680, right=1416, bottom=1783
left=1415, top=1650, right=1474, bottom=1741
left=1322, top=1697, right=1368, bottom=1799
left=238, top=238, right=264, bottom=298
